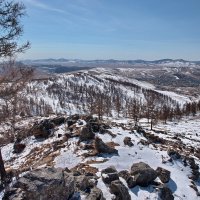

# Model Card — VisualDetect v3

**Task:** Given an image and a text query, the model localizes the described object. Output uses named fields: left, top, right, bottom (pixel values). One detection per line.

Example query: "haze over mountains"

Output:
left=20, top=58, right=200, bottom=75
left=22, top=58, right=200, bottom=66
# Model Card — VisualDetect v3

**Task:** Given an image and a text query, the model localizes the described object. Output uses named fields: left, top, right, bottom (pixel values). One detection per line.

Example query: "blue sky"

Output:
left=19, top=0, right=200, bottom=60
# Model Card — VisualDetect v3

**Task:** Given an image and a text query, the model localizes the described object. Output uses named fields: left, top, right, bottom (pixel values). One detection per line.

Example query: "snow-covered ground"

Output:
left=91, top=126, right=199, bottom=200
left=1, top=113, right=200, bottom=200
left=155, top=115, right=200, bottom=148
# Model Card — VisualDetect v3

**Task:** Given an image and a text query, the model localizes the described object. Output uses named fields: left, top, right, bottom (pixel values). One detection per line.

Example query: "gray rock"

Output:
left=167, top=148, right=181, bottom=160
left=95, top=137, right=118, bottom=154
left=79, top=126, right=95, bottom=141
left=2, top=188, right=26, bottom=200
left=51, top=116, right=66, bottom=126
left=74, top=175, right=90, bottom=191
left=110, top=180, right=131, bottom=200
left=31, top=119, right=55, bottom=139
left=156, top=167, right=170, bottom=183
left=4, top=168, right=75, bottom=200
left=64, top=172, right=76, bottom=197
left=134, top=125, right=146, bottom=134
left=87, top=187, right=105, bottom=200
left=101, top=166, right=117, bottom=174
left=123, top=137, right=134, bottom=147
left=131, top=162, right=158, bottom=186
left=118, top=170, right=136, bottom=188
left=139, top=139, right=149, bottom=146
left=159, top=186, right=174, bottom=200
left=101, top=166, right=119, bottom=184
left=102, top=173, right=119, bottom=185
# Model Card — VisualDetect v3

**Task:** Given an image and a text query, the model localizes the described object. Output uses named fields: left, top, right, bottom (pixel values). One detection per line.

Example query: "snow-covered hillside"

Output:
left=26, top=68, right=194, bottom=118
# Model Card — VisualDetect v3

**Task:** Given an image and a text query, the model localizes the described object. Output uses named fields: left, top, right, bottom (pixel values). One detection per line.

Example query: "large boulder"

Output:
left=95, top=137, right=118, bottom=155
left=4, top=168, right=75, bottom=200
left=79, top=126, right=95, bottom=141
left=131, top=162, right=158, bottom=186
left=123, top=137, right=134, bottom=147
left=110, top=180, right=131, bottom=200
left=31, top=119, right=55, bottom=139
left=156, top=167, right=170, bottom=183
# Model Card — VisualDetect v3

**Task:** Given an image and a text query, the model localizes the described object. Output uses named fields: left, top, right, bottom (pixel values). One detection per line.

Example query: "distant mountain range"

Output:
left=19, top=58, right=200, bottom=74
left=22, top=58, right=200, bottom=65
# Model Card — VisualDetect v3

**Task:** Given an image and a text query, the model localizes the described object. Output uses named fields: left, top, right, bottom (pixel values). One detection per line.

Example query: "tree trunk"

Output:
left=0, top=148, right=6, bottom=182
left=150, top=120, right=153, bottom=130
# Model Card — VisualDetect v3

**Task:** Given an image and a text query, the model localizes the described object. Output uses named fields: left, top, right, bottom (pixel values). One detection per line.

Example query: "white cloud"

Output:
left=25, top=0, right=65, bottom=13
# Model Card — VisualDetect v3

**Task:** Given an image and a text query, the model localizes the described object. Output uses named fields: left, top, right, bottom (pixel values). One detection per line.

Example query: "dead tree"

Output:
left=0, top=0, right=30, bottom=183
left=0, top=61, right=34, bottom=137
left=0, top=148, right=6, bottom=184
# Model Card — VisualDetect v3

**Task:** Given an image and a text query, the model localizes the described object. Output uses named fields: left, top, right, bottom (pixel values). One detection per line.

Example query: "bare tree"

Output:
left=0, top=0, right=30, bottom=184
left=0, top=61, right=34, bottom=137
left=0, top=0, right=30, bottom=57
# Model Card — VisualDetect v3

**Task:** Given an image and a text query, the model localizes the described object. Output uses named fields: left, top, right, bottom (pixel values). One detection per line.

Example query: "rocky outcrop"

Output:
left=3, top=167, right=105, bottom=200
left=4, top=168, right=74, bottom=200
left=31, top=119, right=55, bottom=139
left=30, top=117, right=68, bottom=139
left=156, top=167, right=171, bottom=183
left=110, top=180, right=131, bottom=200
left=131, top=162, right=158, bottom=186
left=123, top=137, right=134, bottom=147
left=95, top=137, right=118, bottom=155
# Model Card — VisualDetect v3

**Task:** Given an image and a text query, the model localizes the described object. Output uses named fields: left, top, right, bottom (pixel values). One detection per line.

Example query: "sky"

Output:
left=18, top=0, right=200, bottom=60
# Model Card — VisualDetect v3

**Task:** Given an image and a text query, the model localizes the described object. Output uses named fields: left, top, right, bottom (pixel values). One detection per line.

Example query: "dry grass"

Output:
left=106, top=141, right=120, bottom=148
left=85, top=159, right=109, bottom=165
left=71, top=163, right=99, bottom=174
